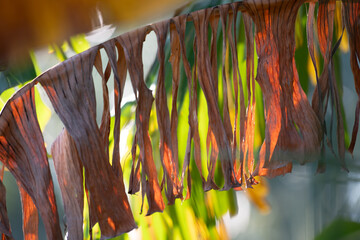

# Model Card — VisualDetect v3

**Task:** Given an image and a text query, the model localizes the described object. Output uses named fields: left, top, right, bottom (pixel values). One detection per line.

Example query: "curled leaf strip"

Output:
left=244, top=0, right=322, bottom=177
left=52, top=130, right=84, bottom=240
left=0, top=84, right=62, bottom=239
left=40, top=50, right=136, bottom=237
left=343, top=1, right=360, bottom=155
left=117, top=29, right=165, bottom=215
left=0, top=169, right=12, bottom=239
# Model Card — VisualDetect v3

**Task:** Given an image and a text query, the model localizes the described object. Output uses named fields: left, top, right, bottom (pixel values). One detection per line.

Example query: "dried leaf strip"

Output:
left=0, top=84, right=62, bottom=239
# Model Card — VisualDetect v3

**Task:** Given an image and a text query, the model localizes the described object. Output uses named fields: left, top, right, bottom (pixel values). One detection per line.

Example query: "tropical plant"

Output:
left=0, top=0, right=359, bottom=239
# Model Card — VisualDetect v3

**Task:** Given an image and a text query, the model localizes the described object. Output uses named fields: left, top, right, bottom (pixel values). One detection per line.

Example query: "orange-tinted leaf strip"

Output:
left=229, top=4, right=241, bottom=180
left=39, top=50, right=136, bottom=237
left=204, top=9, right=221, bottom=191
left=172, top=15, right=206, bottom=189
left=153, top=20, right=182, bottom=204
left=169, top=22, right=181, bottom=179
left=0, top=172, right=12, bottom=239
left=18, top=185, right=38, bottom=240
left=0, top=84, right=62, bottom=239
left=226, top=3, right=247, bottom=183
left=51, top=130, right=83, bottom=240
left=192, top=9, right=220, bottom=191
left=218, top=6, right=235, bottom=184
left=243, top=12, right=256, bottom=177
left=170, top=15, right=205, bottom=197
left=343, top=1, right=360, bottom=154
left=117, top=29, right=165, bottom=215
left=169, top=22, right=181, bottom=165
left=244, top=0, right=322, bottom=177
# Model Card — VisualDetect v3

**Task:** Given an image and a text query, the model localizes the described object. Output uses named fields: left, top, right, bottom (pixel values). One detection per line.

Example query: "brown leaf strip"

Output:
left=244, top=0, right=321, bottom=177
left=113, top=42, right=129, bottom=178
left=194, top=11, right=219, bottom=192
left=192, top=9, right=238, bottom=189
left=129, top=133, right=141, bottom=194
left=99, top=40, right=128, bottom=180
left=314, top=3, right=341, bottom=168
left=307, top=2, right=322, bottom=122
left=0, top=169, right=12, bottom=239
left=206, top=9, right=221, bottom=191
left=349, top=101, right=360, bottom=154
left=170, top=18, right=190, bottom=194
left=0, top=84, right=62, bottom=239
left=312, top=1, right=335, bottom=122
left=307, top=2, right=327, bottom=172
left=227, top=3, right=246, bottom=184
left=205, top=128, right=220, bottom=191
left=152, top=20, right=182, bottom=204
left=330, top=60, right=347, bottom=170
left=169, top=22, right=181, bottom=181
left=219, top=6, right=234, bottom=182
left=314, top=0, right=346, bottom=170
left=343, top=1, right=360, bottom=154
left=18, top=185, right=38, bottom=240
left=209, top=10, right=220, bottom=101
left=190, top=37, right=205, bottom=186
left=51, top=130, right=83, bottom=240
left=219, top=5, right=233, bottom=150
left=39, top=50, right=136, bottom=237
left=117, top=28, right=165, bottom=215
left=171, top=15, right=205, bottom=190
left=243, top=12, right=256, bottom=179
left=181, top=131, right=192, bottom=199
left=94, top=49, right=111, bottom=160
left=229, top=4, right=241, bottom=181
left=204, top=8, right=221, bottom=191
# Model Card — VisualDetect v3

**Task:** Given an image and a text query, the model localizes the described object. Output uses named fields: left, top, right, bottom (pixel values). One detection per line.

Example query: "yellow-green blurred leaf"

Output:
left=245, top=177, right=270, bottom=214
left=70, top=35, right=91, bottom=54
left=34, top=86, right=51, bottom=132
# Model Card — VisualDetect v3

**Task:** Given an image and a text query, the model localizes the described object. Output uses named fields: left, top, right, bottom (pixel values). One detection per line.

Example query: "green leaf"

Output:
left=70, top=34, right=91, bottom=54
left=0, top=56, right=36, bottom=94
left=49, top=44, right=67, bottom=62
left=315, top=219, right=360, bottom=240
left=0, top=88, right=15, bottom=110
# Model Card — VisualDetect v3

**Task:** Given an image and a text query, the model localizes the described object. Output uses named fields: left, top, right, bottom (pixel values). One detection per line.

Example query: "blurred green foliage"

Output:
left=315, top=219, right=360, bottom=240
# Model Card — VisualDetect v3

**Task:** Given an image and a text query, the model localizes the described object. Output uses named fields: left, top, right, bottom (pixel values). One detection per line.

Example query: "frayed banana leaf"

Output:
left=0, top=166, right=13, bottom=240
left=0, top=0, right=359, bottom=239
